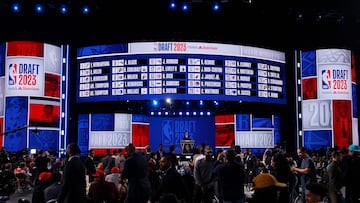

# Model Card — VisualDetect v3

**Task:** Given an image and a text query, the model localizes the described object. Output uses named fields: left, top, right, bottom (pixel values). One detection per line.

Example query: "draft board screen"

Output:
left=77, top=42, right=286, bottom=104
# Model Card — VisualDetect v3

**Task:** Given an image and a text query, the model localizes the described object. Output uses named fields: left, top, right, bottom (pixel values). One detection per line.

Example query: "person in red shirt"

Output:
left=88, top=170, right=119, bottom=203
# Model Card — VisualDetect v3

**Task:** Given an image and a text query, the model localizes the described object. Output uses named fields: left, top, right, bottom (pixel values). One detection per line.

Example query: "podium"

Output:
left=181, top=139, right=195, bottom=155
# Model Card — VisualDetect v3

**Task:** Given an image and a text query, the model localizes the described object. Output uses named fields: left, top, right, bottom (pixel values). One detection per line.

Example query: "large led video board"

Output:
left=0, top=41, right=63, bottom=152
left=300, top=49, right=358, bottom=150
left=77, top=42, right=286, bottom=104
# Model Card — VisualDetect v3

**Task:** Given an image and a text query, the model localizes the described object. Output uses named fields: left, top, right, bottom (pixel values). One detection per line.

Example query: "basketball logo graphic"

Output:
left=8, top=63, right=17, bottom=85
left=321, top=69, right=331, bottom=89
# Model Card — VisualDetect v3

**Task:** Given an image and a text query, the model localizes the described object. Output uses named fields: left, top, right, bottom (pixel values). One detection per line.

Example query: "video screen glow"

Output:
left=77, top=42, right=286, bottom=104
left=300, top=49, right=358, bottom=150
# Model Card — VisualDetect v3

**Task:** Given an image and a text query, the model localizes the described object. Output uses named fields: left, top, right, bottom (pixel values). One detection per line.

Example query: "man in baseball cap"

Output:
left=251, top=173, right=287, bottom=203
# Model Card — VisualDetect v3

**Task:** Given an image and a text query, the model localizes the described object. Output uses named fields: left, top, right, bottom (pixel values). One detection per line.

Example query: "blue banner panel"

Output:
left=236, top=114, right=250, bottom=131
left=4, top=97, right=28, bottom=152
left=78, top=114, right=90, bottom=156
left=301, top=51, right=316, bottom=77
left=149, top=116, right=215, bottom=154
left=304, top=130, right=332, bottom=150
left=77, top=44, right=128, bottom=57
left=274, top=116, right=281, bottom=146
left=352, top=84, right=358, bottom=118
left=29, top=129, right=59, bottom=152
left=90, top=113, right=114, bottom=131
left=252, top=116, right=272, bottom=128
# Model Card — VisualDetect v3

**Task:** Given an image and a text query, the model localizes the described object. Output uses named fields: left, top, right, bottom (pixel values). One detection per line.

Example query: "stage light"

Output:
left=212, top=1, right=220, bottom=12
left=82, top=5, right=90, bottom=14
left=166, top=98, right=171, bottom=104
left=199, top=100, right=203, bottom=105
left=59, top=4, right=68, bottom=14
left=186, top=101, right=190, bottom=105
left=179, top=112, right=183, bottom=116
left=10, top=3, right=21, bottom=13
left=186, top=112, right=190, bottom=116
left=207, top=112, right=211, bottom=116
left=200, top=112, right=204, bottom=116
left=169, top=1, right=176, bottom=9
left=157, top=112, right=162, bottom=116
left=34, top=3, right=44, bottom=14
left=165, top=112, right=169, bottom=115
left=152, top=100, right=158, bottom=106
left=193, top=112, right=197, bottom=116
left=181, top=2, right=189, bottom=12
left=151, top=112, right=154, bottom=115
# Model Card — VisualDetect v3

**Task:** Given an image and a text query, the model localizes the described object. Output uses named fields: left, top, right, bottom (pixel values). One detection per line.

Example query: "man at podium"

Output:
left=181, top=132, right=194, bottom=155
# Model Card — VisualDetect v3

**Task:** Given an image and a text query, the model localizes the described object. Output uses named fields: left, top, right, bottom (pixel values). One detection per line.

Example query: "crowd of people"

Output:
left=0, top=142, right=359, bottom=203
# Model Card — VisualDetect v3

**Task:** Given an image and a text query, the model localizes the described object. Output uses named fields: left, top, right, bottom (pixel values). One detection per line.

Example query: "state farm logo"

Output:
left=321, top=69, right=331, bottom=89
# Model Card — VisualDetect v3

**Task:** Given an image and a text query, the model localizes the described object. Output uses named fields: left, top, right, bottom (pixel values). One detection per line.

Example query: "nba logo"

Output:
left=321, top=69, right=331, bottom=89
left=153, top=42, right=159, bottom=51
left=8, top=63, right=17, bottom=85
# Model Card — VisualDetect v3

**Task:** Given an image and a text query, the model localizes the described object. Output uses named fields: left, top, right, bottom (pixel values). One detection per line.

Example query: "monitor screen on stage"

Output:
left=76, top=42, right=286, bottom=104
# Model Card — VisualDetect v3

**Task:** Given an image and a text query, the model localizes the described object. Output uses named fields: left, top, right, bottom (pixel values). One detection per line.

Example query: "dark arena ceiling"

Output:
left=1, top=0, right=360, bottom=50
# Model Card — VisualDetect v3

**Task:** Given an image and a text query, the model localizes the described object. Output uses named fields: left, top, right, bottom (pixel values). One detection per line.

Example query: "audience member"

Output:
left=34, top=149, right=51, bottom=185
left=326, top=150, right=343, bottom=203
left=250, top=172, right=287, bottom=203
left=213, top=148, right=246, bottom=203
left=305, top=183, right=328, bottom=203
left=270, top=152, right=293, bottom=203
left=342, top=144, right=360, bottom=203
left=121, top=143, right=151, bottom=203
left=32, top=171, right=52, bottom=203
left=105, top=167, right=121, bottom=190
left=153, top=154, right=190, bottom=203
left=84, top=149, right=96, bottom=183
left=57, top=143, right=87, bottom=203
left=194, top=145, right=216, bottom=203
left=291, top=147, right=317, bottom=203
left=0, top=163, right=17, bottom=199
left=44, top=171, right=63, bottom=203
left=88, top=170, right=119, bottom=203
left=156, top=143, right=165, bottom=162
left=101, top=149, right=115, bottom=175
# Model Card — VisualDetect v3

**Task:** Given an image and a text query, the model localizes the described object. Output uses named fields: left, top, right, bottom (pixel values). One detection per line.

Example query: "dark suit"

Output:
left=154, top=167, right=190, bottom=203
left=84, top=156, right=96, bottom=182
left=57, top=156, right=87, bottom=203
left=121, top=152, right=151, bottom=203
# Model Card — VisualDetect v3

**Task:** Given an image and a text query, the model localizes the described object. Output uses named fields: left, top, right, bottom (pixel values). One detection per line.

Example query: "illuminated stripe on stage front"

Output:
left=235, top=131, right=274, bottom=148
left=89, top=131, right=130, bottom=148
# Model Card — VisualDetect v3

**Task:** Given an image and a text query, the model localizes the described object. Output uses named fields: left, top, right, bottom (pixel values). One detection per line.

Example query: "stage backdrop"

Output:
left=77, top=112, right=280, bottom=156
left=300, top=49, right=358, bottom=150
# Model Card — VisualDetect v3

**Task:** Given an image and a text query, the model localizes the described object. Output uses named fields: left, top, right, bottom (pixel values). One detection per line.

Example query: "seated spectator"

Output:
left=32, top=171, right=53, bottom=203
left=14, top=161, right=33, bottom=192
left=88, top=170, right=119, bottom=203
left=250, top=172, right=287, bottom=203
left=105, top=167, right=121, bottom=190
left=118, top=175, right=127, bottom=203
left=305, top=183, right=328, bottom=203
left=0, top=163, right=17, bottom=201
left=44, top=171, right=63, bottom=203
